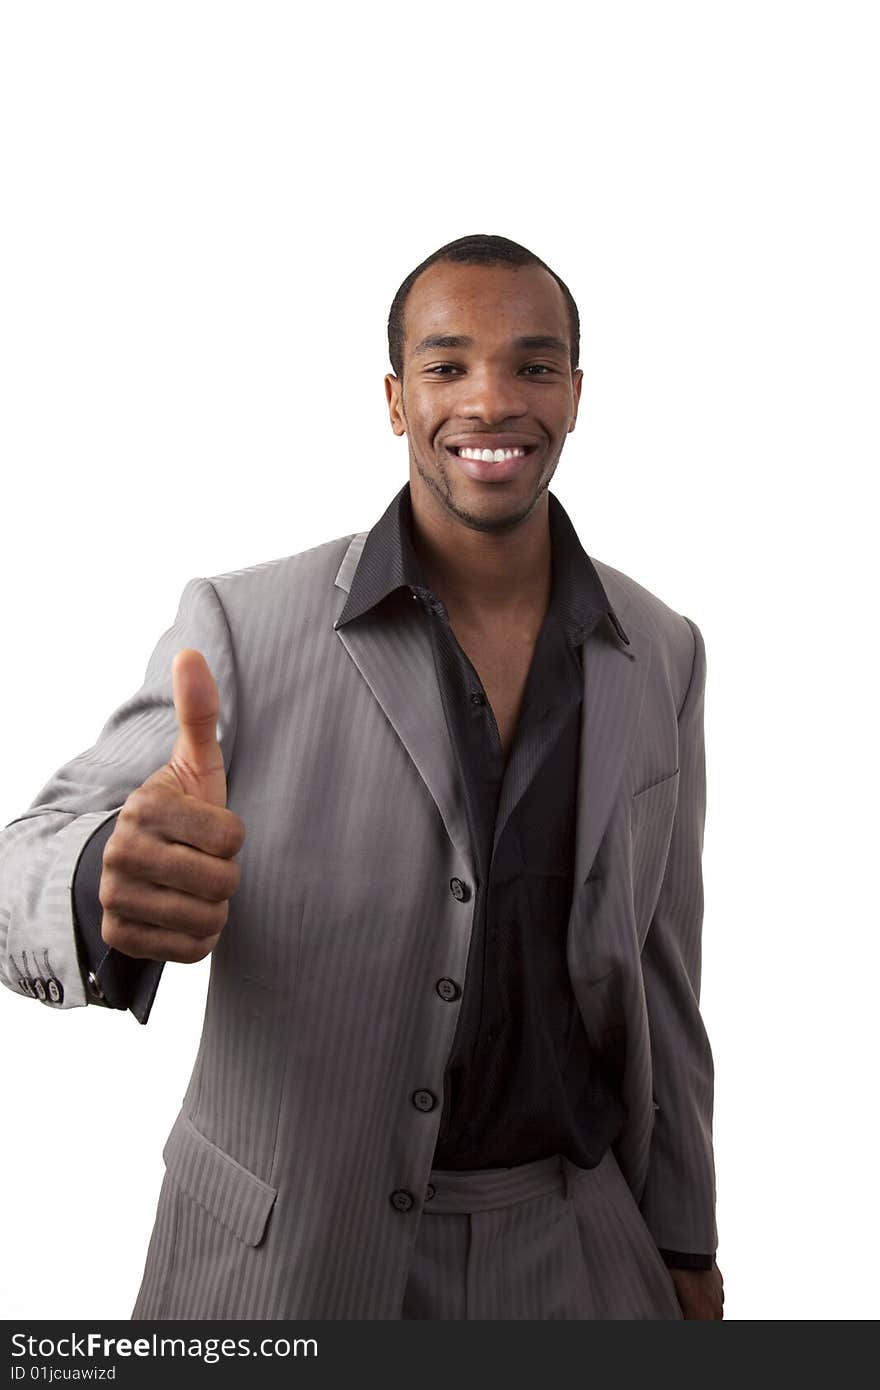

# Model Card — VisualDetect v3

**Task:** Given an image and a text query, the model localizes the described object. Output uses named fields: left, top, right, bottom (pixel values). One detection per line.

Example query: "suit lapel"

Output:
left=332, top=534, right=475, bottom=881
left=572, top=614, right=651, bottom=885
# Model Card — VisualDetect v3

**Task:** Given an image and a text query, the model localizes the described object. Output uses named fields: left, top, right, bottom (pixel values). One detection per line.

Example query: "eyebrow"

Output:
left=411, top=333, right=569, bottom=357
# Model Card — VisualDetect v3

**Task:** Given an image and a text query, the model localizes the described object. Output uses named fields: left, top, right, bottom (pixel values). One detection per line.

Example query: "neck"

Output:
left=408, top=474, right=553, bottom=630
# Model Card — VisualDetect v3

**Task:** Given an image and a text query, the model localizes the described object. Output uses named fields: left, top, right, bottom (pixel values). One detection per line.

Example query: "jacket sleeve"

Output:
left=0, top=576, right=239, bottom=1025
left=638, top=615, right=718, bottom=1258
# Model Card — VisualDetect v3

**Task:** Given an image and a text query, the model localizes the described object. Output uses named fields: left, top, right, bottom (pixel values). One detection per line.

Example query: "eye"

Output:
left=424, top=363, right=557, bottom=377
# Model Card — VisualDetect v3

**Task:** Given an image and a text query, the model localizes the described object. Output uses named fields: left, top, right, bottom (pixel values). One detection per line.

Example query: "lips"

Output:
left=443, top=435, right=541, bottom=451
left=446, top=442, right=538, bottom=484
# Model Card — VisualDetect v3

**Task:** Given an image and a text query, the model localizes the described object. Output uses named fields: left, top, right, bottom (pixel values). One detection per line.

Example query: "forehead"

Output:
left=403, top=260, right=569, bottom=351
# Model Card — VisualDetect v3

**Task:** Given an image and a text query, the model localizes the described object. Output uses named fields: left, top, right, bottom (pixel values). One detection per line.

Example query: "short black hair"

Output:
left=387, top=233, right=580, bottom=380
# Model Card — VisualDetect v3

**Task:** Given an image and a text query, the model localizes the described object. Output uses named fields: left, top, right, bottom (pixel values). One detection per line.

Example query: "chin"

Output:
left=446, top=485, right=547, bottom=534
left=414, top=457, right=552, bottom=532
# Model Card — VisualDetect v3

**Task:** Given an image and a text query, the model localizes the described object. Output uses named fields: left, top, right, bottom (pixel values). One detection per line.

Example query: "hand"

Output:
left=99, top=649, right=246, bottom=963
left=668, top=1262, right=724, bottom=1320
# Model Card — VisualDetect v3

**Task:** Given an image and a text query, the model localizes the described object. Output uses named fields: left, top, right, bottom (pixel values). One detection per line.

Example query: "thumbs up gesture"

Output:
left=99, top=651, right=246, bottom=964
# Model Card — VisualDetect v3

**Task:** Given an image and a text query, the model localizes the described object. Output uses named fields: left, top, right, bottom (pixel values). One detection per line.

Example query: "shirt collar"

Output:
left=334, top=481, right=629, bottom=647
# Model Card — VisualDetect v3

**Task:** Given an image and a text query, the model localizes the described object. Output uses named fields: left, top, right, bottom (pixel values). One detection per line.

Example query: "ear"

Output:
left=384, top=373, right=407, bottom=437
left=567, top=368, right=584, bottom=432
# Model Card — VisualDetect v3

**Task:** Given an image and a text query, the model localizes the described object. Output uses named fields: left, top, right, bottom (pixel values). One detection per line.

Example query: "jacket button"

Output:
left=46, top=977, right=64, bottom=1005
left=18, top=976, right=35, bottom=997
left=449, top=878, right=470, bottom=902
left=424, top=1183, right=436, bottom=1202
left=436, top=977, right=461, bottom=1002
left=412, top=1089, right=436, bottom=1112
left=32, top=977, right=48, bottom=1002
left=390, top=1189, right=415, bottom=1213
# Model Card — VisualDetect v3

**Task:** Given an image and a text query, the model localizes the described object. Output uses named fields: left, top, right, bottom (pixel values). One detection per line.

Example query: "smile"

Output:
left=450, top=446, right=532, bottom=462
left=446, top=443, right=537, bottom=485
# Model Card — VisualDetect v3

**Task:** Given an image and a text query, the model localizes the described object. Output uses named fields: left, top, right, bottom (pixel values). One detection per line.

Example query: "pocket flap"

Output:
left=630, top=768, right=680, bottom=847
left=162, top=1111, right=277, bottom=1247
left=632, top=767, right=680, bottom=802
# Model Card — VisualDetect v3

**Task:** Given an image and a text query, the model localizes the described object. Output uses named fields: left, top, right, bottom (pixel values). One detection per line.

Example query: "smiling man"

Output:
left=1, top=234, right=723, bottom=1321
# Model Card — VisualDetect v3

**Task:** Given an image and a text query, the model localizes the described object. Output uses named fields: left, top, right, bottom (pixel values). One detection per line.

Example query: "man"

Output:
left=0, top=234, right=723, bottom=1320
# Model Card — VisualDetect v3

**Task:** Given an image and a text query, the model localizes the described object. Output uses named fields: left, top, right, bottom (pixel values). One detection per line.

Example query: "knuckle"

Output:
left=101, top=834, right=130, bottom=872
left=132, top=781, right=179, bottom=827
left=162, top=937, right=189, bottom=964
left=122, top=785, right=154, bottom=822
left=220, top=815, right=245, bottom=858
left=178, top=934, right=217, bottom=964
left=210, top=863, right=239, bottom=901
left=98, top=874, right=122, bottom=913
left=100, top=911, right=123, bottom=947
left=208, top=873, right=229, bottom=903
left=208, top=901, right=229, bottom=932
left=101, top=837, right=121, bottom=871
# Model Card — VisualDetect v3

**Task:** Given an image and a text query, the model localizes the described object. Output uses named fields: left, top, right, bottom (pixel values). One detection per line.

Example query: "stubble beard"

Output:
left=412, top=445, right=557, bottom=536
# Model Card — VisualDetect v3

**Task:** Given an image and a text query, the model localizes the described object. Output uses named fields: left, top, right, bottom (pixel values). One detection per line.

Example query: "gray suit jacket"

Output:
left=0, top=509, right=717, bottom=1319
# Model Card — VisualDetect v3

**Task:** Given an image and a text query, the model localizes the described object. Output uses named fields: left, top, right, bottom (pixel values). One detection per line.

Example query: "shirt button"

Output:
left=424, top=1183, right=436, bottom=1202
left=449, top=878, right=471, bottom=902
left=470, top=691, right=486, bottom=706
left=390, top=1189, right=415, bottom=1213
left=436, top=977, right=461, bottom=1002
left=412, top=1089, right=437, bottom=1112
left=87, top=971, right=106, bottom=1001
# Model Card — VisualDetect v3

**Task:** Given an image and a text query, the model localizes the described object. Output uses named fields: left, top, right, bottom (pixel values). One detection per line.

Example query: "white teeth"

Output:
left=455, top=446, right=527, bottom=462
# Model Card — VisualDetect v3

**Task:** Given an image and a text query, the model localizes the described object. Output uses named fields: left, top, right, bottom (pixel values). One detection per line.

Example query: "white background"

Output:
left=1, top=0, right=877, bottom=1322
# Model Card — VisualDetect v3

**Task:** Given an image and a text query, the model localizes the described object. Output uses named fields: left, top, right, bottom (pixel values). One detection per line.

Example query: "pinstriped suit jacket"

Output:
left=0, top=501, right=717, bottom=1318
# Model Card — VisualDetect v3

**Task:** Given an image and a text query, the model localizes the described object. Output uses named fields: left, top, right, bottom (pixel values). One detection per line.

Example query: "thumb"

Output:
left=165, top=648, right=228, bottom=807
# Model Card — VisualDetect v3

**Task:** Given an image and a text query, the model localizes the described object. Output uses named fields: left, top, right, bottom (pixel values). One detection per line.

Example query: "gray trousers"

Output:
left=401, top=1146, right=685, bottom=1320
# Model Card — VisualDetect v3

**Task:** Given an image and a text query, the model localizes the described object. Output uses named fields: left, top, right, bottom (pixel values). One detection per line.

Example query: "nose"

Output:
left=456, top=366, right=529, bottom=425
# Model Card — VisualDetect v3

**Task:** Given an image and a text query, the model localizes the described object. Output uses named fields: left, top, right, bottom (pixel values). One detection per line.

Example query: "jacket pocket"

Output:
left=631, top=767, right=680, bottom=803
left=162, top=1110, right=277, bottom=1247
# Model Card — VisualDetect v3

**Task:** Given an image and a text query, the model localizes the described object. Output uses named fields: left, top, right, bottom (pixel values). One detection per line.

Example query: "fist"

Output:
left=99, top=649, right=246, bottom=964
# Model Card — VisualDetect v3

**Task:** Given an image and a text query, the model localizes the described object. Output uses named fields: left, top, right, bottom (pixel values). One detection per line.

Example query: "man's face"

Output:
left=385, top=260, right=583, bottom=533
